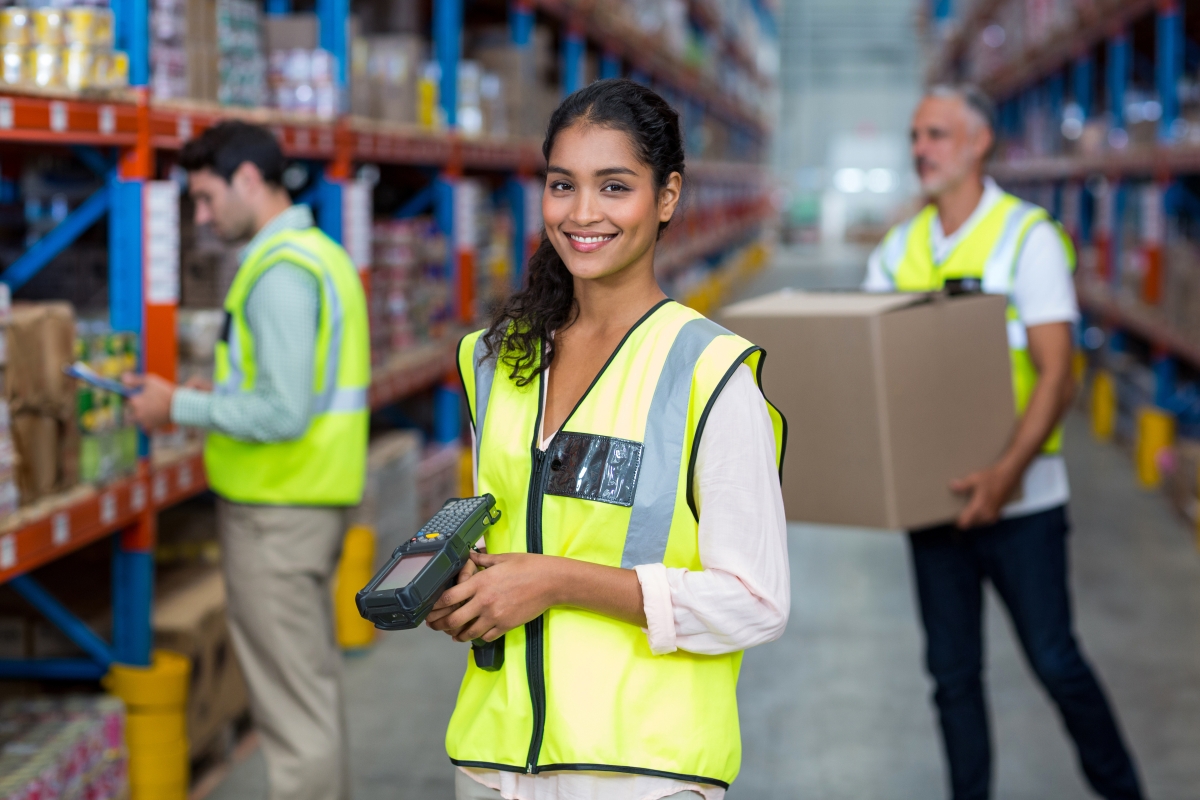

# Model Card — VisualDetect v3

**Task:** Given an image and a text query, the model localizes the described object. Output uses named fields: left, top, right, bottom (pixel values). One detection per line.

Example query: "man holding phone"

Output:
left=125, top=121, right=369, bottom=800
left=862, top=86, right=1143, bottom=800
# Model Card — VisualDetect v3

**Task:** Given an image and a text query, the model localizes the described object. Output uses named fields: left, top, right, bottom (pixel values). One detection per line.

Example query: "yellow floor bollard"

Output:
left=1072, top=349, right=1087, bottom=388
left=104, top=651, right=190, bottom=800
left=334, top=525, right=377, bottom=650
left=1135, top=406, right=1175, bottom=489
left=1090, top=370, right=1117, bottom=442
left=460, top=447, right=474, bottom=497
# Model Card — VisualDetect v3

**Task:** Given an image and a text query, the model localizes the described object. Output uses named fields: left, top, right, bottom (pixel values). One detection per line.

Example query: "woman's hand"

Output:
left=424, top=556, right=480, bottom=628
left=427, top=552, right=560, bottom=642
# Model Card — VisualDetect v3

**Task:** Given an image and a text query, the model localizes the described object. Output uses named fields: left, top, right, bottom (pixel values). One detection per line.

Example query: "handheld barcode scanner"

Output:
left=355, top=494, right=504, bottom=671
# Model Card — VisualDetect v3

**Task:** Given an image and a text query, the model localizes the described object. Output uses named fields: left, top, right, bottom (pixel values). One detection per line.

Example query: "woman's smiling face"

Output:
left=542, top=123, right=681, bottom=283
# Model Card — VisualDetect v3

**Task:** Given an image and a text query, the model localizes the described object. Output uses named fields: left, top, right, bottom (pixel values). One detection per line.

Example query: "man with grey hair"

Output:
left=863, top=86, right=1143, bottom=800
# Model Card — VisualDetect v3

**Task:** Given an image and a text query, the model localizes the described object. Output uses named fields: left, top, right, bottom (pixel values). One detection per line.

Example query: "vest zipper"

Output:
left=525, top=446, right=548, bottom=773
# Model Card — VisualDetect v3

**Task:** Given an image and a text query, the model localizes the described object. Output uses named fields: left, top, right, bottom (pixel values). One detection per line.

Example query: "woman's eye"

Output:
left=550, top=181, right=573, bottom=191
left=602, top=183, right=629, bottom=193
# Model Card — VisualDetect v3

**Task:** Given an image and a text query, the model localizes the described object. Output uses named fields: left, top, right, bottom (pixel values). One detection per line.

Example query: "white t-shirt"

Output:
left=863, top=177, right=1079, bottom=518
left=463, top=364, right=790, bottom=800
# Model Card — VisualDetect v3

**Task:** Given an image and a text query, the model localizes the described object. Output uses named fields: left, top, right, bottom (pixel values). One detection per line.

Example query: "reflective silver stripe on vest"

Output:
left=472, top=335, right=496, bottom=461
left=982, top=201, right=1041, bottom=294
left=621, top=318, right=726, bottom=569
left=983, top=202, right=1045, bottom=352
left=311, top=265, right=353, bottom=413
left=217, top=240, right=364, bottom=413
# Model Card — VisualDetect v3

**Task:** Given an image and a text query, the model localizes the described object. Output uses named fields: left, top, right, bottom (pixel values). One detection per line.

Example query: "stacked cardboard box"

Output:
left=352, top=430, right=422, bottom=572
left=417, top=442, right=463, bottom=524
left=6, top=302, right=78, bottom=506
left=153, top=567, right=250, bottom=760
left=469, top=25, right=556, bottom=140
left=181, top=0, right=265, bottom=105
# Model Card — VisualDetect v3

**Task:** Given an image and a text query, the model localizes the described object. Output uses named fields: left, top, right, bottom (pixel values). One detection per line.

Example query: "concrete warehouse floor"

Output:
left=208, top=245, right=1200, bottom=800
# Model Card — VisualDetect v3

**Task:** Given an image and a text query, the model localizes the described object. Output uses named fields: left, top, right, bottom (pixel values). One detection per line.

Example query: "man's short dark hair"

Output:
left=178, top=120, right=285, bottom=186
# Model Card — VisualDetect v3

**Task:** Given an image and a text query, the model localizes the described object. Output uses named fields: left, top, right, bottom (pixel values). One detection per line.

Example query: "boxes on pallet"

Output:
left=353, top=430, right=422, bottom=571
left=153, top=567, right=249, bottom=760
left=719, top=291, right=1016, bottom=530
left=0, top=695, right=128, bottom=800
left=418, top=441, right=464, bottom=524
left=1165, top=438, right=1200, bottom=525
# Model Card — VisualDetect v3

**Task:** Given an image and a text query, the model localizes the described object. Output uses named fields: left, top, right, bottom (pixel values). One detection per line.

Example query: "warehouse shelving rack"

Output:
left=925, top=0, right=1200, bottom=512
left=0, top=0, right=778, bottom=682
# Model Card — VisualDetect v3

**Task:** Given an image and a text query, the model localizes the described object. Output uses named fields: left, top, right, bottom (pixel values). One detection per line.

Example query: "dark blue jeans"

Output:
left=909, top=505, right=1143, bottom=800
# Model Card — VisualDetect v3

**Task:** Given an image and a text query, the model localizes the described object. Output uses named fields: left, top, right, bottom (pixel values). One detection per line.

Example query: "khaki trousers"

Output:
left=453, top=770, right=704, bottom=799
left=218, top=499, right=350, bottom=800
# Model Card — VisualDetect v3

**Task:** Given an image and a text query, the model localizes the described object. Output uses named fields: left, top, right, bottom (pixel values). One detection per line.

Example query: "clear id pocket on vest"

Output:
left=544, top=432, right=643, bottom=507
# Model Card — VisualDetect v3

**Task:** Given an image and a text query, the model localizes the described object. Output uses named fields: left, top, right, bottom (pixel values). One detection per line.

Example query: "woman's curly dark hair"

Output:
left=479, top=78, right=685, bottom=385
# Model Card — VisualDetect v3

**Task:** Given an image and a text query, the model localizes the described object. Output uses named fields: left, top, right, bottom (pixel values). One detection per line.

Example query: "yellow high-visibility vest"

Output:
left=205, top=227, right=370, bottom=505
left=877, top=191, right=1077, bottom=453
left=448, top=299, right=786, bottom=788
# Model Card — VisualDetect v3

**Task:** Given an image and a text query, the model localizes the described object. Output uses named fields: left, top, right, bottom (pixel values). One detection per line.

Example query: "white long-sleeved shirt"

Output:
left=862, top=177, right=1080, bottom=518
left=461, top=363, right=790, bottom=800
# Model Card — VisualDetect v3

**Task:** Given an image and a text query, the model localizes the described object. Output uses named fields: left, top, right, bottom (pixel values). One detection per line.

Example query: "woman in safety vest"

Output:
left=427, top=78, right=790, bottom=800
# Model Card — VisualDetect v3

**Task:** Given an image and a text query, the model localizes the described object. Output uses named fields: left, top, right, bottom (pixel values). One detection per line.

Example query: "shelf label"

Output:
left=98, top=105, right=115, bottom=135
left=295, top=128, right=311, bottom=150
left=0, top=535, right=13, bottom=569
left=49, top=102, right=67, bottom=132
left=153, top=474, right=168, bottom=502
left=51, top=513, right=68, bottom=546
left=144, top=181, right=180, bottom=304
left=177, top=115, right=192, bottom=141
left=131, top=483, right=146, bottom=512
left=0, top=99, right=13, bottom=130
left=100, top=492, right=116, bottom=525
left=178, top=463, right=192, bottom=490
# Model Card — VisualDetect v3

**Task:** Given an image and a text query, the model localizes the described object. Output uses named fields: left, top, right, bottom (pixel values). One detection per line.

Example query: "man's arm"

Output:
left=128, top=263, right=320, bottom=441
left=951, top=321, right=1075, bottom=528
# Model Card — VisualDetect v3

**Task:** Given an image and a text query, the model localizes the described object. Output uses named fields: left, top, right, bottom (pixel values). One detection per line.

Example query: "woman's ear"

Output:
left=657, top=171, right=683, bottom=223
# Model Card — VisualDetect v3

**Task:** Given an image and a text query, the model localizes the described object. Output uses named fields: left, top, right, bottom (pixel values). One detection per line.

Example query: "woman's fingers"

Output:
left=456, top=559, right=479, bottom=584
left=441, top=595, right=484, bottom=633
left=469, top=550, right=504, bottom=568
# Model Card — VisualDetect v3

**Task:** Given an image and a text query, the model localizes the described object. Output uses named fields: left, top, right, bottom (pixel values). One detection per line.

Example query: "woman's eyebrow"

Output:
left=595, top=167, right=638, bottom=177
left=546, top=165, right=572, bottom=176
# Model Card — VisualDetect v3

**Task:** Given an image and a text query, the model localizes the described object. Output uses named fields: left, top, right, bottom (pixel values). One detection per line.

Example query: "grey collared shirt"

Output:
left=170, top=205, right=322, bottom=443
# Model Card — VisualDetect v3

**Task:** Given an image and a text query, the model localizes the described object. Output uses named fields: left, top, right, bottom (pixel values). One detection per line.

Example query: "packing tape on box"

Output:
left=103, top=650, right=190, bottom=710
left=125, top=709, right=187, bottom=746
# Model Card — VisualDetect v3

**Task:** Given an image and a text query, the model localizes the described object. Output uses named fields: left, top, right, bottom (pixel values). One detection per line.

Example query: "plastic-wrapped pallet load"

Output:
left=0, top=695, right=128, bottom=800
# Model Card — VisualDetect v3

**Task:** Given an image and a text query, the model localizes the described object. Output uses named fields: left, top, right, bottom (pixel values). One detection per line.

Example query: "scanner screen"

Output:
left=377, top=552, right=435, bottom=591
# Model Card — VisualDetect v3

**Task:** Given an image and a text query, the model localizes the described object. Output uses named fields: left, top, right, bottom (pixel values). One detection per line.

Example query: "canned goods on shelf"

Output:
left=28, top=43, right=63, bottom=88
left=32, top=7, right=64, bottom=46
left=108, top=48, right=128, bottom=86
left=63, top=42, right=92, bottom=90
left=0, top=7, right=32, bottom=46
left=64, top=6, right=105, bottom=46
left=0, top=43, right=25, bottom=86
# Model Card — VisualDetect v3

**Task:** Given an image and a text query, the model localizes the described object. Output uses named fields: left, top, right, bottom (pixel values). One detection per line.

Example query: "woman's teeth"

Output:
left=568, top=233, right=615, bottom=243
